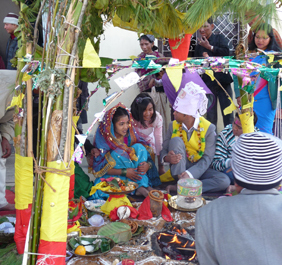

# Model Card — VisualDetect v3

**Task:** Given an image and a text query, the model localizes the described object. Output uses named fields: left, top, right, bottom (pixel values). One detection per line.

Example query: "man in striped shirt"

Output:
left=212, top=112, right=258, bottom=186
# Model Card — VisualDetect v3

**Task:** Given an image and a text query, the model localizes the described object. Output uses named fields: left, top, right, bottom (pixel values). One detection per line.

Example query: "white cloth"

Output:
left=173, top=81, right=208, bottom=118
left=0, top=70, right=16, bottom=207
left=0, top=136, right=7, bottom=207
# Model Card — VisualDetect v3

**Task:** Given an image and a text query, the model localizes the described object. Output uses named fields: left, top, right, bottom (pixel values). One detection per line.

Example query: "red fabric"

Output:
left=0, top=189, right=15, bottom=216
left=14, top=204, right=32, bottom=254
left=108, top=194, right=125, bottom=202
left=254, top=78, right=268, bottom=97
left=10, top=34, right=16, bottom=40
left=69, top=174, right=75, bottom=200
left=168, top=34, right=192, bottom=61
left=137, top=196, right=173, bottom=221
left=37, top=240, right=66, bottom=265
left=109, top=206, right=139, bottom=221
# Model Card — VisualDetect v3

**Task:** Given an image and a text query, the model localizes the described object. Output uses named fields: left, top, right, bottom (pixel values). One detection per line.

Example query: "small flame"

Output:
left=169, top=234, right=182, bottom=244
left=188, top=251, right=197, bottom=261
left=182, top=241, right=188, bottom=248
left=181, top=228, right=187, bottom=235
left=172, top=227, right=182, bottom=234
left=190, top=241, right=195, bottom=247
left=165, top=255, right=171, bottom=260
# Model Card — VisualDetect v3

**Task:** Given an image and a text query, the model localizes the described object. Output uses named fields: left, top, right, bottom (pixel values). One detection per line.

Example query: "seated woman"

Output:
left=89, top=103, right=157, bottom=200
left=131, top=93, right=165, bottom=176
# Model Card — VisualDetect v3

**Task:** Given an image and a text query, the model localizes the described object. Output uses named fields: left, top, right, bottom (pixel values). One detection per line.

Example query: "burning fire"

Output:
left=157, top=230, right=196, bottom=262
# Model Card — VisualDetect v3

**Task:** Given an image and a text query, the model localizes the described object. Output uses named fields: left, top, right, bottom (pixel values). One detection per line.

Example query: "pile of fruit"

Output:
left=101, top=177, right=136, bottom=192
left=69, top=236, right=111, bottom=256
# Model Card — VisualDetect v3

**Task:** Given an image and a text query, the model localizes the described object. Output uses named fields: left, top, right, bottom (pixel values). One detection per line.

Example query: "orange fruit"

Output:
left=74, top=245, right=86, bottom=255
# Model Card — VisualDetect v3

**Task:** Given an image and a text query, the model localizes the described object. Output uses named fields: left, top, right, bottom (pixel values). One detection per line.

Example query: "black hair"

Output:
left=207, top=17, right=214, bottom=25
left=112, top=107, right=129, bottom=126
left=131, top=93, right=156, bottom=128
left=235, top=111, right=258, bottom=126
left=249, top=23, right=281, bottom=52
left=139, top=35, right=158, bottom=51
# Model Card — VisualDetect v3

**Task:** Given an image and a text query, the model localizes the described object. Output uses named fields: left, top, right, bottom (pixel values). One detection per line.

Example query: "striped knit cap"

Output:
left=3, top=13, right=19, bottom=25
left=231, top=132, right=282, bottom=190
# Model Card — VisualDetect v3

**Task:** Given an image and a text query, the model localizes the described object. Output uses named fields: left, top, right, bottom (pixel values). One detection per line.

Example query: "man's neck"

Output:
left=183, top=116, right=195, bottom=130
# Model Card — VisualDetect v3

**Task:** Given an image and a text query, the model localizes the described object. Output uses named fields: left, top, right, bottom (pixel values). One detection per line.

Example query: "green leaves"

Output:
left=32, top=67, right=66, bottom=100
left=97, top=222, right=132, bottom=243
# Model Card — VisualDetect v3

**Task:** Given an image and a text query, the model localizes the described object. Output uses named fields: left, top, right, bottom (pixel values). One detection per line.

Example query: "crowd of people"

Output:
left=1, top=10, right=282, bottom=265
left=85, top=19, right=282, bottom=265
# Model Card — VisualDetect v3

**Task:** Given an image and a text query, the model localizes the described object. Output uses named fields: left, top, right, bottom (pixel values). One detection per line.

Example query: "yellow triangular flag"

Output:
left=166, top=64, right=184, bottom=92
left=7, top=93, right=25, bottom=110
left=205, top=70, right=215, bottom=81
left=22, top=72, right=32, bottom=81
left=129, top=55, right=137, bottom=60
left=82, top=38, right=101, bottom=68
left=279, top=86, right=282, bottom=91
left=267, top=54, right=274, bottom=64
left=223, top=97, right=237, bottom=115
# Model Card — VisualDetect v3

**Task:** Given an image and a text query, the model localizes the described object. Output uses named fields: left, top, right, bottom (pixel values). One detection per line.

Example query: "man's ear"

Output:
left=211, top=24, right=215, bottom=30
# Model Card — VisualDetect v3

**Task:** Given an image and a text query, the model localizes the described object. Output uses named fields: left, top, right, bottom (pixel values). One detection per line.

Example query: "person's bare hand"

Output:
left=236, top=97, right=241, bottom=106
left=179, top=172, right=190, bottom=179
left=148, top=78, right=155, bottom=88
left=165, top=150, right=182, bottom=165
left=198, top=36, right=210, bottom=49
left=137, top=162, right=150, bottom=175
left=202, top=52, right=209, bottom=58
left=91, top=148, right=100, bottom=158
left=126, top=168, right=142, bottom=182
left=1, top=137, right=11, bottom=158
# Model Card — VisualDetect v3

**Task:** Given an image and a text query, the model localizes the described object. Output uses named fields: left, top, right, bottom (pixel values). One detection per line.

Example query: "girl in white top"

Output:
left=131, top=93, right=165, bottom=175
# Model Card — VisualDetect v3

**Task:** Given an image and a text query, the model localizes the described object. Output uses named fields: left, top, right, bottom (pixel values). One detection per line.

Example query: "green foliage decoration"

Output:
left=32, top=67, right=66, bottom=100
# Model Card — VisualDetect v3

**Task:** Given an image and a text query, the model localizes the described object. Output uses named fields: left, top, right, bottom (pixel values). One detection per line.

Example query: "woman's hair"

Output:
left=131, top=93, right=156, bottom=128
left=139, top=35, right=158, bottom=51
left=112, top=107, right=129, bottom=126
left=249, top=23, right=281, bottom=52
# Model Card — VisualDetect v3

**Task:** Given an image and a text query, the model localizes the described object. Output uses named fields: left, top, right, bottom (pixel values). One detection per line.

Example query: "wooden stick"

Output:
left=26, top=42, right=33, bottom=157
left=176, top=247, right=196, bottom=251
left=64, top=60, right=76, bottom=163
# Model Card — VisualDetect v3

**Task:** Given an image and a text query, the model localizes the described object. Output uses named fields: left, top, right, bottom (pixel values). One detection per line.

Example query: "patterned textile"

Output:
left=231, top=132, right=282, bottom=190
left=92, top=103, right=150, bottom=175
left=212, top=124, right=259, bottom=171
left=135, top=51, right=164, bottom=92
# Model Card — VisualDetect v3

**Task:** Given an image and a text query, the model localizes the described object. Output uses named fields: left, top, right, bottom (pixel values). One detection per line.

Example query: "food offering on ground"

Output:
left=102, top=177, right=138, bottom=193
left=68, top=235, right=115, bottom=257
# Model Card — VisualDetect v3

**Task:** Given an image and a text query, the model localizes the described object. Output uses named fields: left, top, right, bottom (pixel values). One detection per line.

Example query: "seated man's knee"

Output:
left=169, top=137, right=185, bottom=152
left=218, top=172, right=231, bottom=190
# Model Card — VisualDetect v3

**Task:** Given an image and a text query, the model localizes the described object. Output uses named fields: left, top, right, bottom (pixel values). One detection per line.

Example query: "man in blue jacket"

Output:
left=3, top=13, right=18, bottom=70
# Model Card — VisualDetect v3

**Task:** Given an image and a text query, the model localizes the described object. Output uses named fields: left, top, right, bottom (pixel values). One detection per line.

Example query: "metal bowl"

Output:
left=67, top=235, right=115, bottom=257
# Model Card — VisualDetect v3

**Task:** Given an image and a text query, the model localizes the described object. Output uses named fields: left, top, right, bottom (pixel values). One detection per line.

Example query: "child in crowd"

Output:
left=89, top=103, right=158, bottom=200
left=131, top=93, right=165, bottom=175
